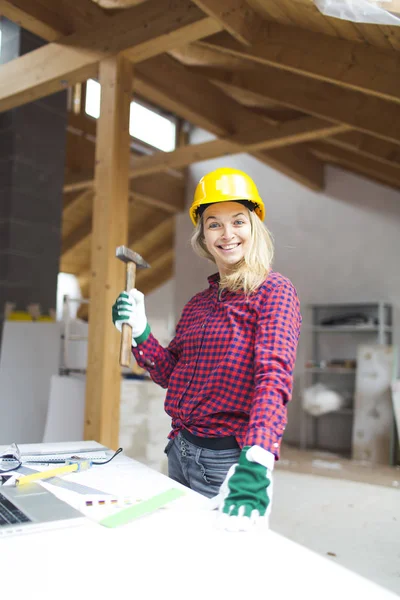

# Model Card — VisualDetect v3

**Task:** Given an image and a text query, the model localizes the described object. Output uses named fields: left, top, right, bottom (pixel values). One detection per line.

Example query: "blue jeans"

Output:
left=164, top=432, right=241, bottom=498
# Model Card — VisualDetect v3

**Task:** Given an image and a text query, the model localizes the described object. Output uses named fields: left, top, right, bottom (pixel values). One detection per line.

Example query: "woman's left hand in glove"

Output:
left=217, top=445, right=274, bottom=532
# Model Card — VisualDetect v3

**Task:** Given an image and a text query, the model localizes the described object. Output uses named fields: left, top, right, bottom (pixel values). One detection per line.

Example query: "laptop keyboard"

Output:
left=0, top=492, right=32, bottom=526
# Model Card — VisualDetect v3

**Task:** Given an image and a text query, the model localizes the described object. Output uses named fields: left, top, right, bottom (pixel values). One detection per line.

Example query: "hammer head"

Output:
left=115, top=246, right=150, bottom=270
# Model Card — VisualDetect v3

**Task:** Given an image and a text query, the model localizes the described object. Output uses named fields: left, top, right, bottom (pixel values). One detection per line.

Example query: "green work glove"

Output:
left=217, top=445, right=274, bottom=532
left=112, top=289, right=150, bottom=346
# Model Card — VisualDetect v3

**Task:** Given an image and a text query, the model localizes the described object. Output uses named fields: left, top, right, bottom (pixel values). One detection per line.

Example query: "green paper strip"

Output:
left=99, top=488, right=185, bottom=528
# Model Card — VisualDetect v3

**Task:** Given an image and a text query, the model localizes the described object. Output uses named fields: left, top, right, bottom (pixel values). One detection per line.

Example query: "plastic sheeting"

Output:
left=302, top=383, right=345, bottom=417
left=314, top=0, right=400, bottom=25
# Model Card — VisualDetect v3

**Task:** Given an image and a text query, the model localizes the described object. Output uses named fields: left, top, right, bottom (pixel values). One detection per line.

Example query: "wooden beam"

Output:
left=68, top=112, right=97, bottom=138
left=62, top=190, right=94, bottom=252
left=64, top=122, right=327, bottom=194
left=65, top=54, right=326, bottom=191
left=84, top=55, right=132, bottom=449
left=0, top=0, right=221, bottom=113
left=122, top=11, right=221, bottom=63
left=61, top=180, right=182, bottom=259
left=67, top=111, right=189, bottom=186
left=325, top=132, right=400, bottom=170
left=311, top=142, right=400, bottom=190
left=63, top=189, right=89, bottom=209
left=77, top=214, right=174, bottom=290
left=136, top=57, right=324, bottom=190
left=68, top=111, right=166, bottom=157
left=64, top=170, right=184, bottom=210
left=139, top=258, right=174, bottom=296
left=63, top=200, right=181, bottom=279
left=62, top=217, right=92, bottom=256
left=169, top=41, right=251, bottom=69
left=191, top=66, right=400, bottom=145
left=248, top=107, right=304, bottom=124
left=65, top=111, right=185, bottom=196
left=78, top=216, right=174, bottom=302
left=129, top=216, right=174, bottom=254
left=78, top=248, right=174, bottom=320
left=128, top=117, right=349, bottom=176
left=137, top=232, right=174, bottom=271
left=253, top=146, right=324, bottom=191
left=135, top=54, right=260, bottom=131
left=66, top=142, right=95, bottom=177
left=51, top=0, right=107, bottom=32
left=63, top=171, right=96, bottom=194
left=135, top=54, right=242, bottom=136
left=199, top=25, right=400, bottom=104
left=63, top=189, right=94, bottom=225
left=0, top=0, right=71, bottom=40
left=130, top=187, right=182, bottom=214
left=0, top=0, right=107, bottom=40
left=136, top=248, right=175, bottom=288
left=190, top=0, right=261, bottom=46
left=65, top=115, right=346, bottom=185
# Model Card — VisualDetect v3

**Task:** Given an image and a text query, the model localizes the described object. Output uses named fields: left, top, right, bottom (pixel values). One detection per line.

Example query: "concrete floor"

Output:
left=272, top=446, right=400, bottom=595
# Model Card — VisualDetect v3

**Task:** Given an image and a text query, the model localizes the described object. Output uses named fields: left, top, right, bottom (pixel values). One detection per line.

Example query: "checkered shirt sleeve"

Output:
left=245, top=281, right=301, bottom=452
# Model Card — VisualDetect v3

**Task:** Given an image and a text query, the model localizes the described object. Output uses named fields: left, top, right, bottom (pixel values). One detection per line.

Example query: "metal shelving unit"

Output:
left=300, top=302, right=393, bottom=456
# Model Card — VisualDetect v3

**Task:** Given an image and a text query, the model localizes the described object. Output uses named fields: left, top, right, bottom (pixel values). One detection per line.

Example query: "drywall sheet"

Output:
left=0, top=322, right=61, bottom=444
left=352, top=345, right=397, bottom=464
left=43, top=374, right=86, bottom=442
left=391, top=380, right=400, bottom=445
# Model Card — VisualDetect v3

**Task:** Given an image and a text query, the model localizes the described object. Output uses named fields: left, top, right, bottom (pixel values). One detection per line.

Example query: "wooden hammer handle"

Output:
left=119, top=262, right=137, bottom=368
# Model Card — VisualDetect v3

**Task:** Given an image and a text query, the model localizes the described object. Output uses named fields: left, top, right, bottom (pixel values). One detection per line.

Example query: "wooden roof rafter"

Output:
left=0, top=0, right=327, bottom=193
left=0, top=0, right=222, bottom=112
left=79, top=215, right=175, bottom=286
left=198, top=19, right=400, bottom=103
left=1, top=0, right=400, bottom=298
left=61, top=171, right=185, bottom=263
left=190, top=0, right=264, bottom=46
left=310, top=141, right=400, bottom=190
left=188, top=65, right=400, bottom=146
left=63, top=115, right=348, bottom=189
left=324, top=132, right=400, bottom=171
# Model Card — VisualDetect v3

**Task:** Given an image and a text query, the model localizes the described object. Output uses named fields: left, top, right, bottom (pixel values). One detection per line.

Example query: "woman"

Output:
left=112, top=167, right=301, bottom=530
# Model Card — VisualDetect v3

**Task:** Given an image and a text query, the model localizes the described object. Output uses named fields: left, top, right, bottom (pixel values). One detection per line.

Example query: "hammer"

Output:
left=116, top=245, right=150, bottom=368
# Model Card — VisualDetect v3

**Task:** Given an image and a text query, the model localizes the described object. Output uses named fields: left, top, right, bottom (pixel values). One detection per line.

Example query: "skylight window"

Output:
left=84, top=78, right=176, bottom=152
left=85, top=78, right=101, bottom=119
left=129, top=102, right=176, bottom=152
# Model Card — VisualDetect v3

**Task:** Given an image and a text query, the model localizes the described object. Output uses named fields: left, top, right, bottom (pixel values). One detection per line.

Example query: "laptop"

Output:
left=0, top=482, right=86, bottom=537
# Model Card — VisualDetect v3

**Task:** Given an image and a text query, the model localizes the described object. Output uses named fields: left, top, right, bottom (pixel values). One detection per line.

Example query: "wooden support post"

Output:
left=84, top=55, right=133, bottom=449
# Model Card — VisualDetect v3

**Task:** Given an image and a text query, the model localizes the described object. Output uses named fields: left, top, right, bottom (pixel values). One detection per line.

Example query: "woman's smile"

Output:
left=203, top=202, right=251, bottom=275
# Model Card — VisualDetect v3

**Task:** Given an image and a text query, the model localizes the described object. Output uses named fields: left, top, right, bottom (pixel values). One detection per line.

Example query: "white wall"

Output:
left=173, top=128, right=400, bottom=450
left=145, top=279, right=175, bottom=347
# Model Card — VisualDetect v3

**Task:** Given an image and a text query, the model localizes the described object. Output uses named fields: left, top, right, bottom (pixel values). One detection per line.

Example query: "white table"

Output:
left=0, top=441, right=397, bottom=600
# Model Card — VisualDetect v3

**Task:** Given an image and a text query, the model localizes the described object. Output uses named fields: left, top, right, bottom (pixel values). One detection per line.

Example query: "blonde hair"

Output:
left=190, top=208, right=274, bottom=295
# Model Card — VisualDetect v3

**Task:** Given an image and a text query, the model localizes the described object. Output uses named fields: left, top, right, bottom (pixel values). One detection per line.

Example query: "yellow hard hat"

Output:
left=190, top=167, right=265, bottom=226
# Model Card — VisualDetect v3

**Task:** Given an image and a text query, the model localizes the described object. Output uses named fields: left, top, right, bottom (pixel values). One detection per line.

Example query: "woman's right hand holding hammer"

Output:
left=112, top=289, right=151, bottom=346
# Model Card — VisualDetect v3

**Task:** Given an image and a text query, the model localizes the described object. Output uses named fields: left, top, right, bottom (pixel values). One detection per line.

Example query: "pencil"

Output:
left=16, top=461, right=90, bottom=486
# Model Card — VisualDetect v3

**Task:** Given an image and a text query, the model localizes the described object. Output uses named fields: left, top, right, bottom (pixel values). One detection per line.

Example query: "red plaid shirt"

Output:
left=132, top=271, right=301, bottom=459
